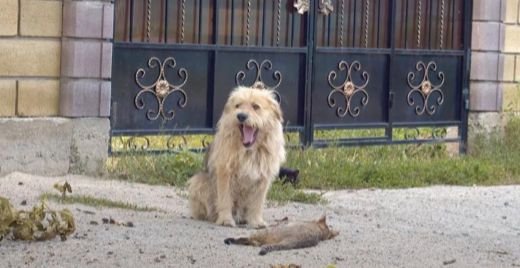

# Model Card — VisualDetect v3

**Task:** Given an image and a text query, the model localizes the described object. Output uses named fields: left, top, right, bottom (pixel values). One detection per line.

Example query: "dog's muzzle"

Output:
left=237, top=113, right=257, bottom=148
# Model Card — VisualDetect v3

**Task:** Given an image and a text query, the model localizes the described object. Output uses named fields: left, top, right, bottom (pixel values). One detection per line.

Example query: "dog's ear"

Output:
left=273, top=107, right=283, bottom=122
left=267, top=93, right=283, bottom=122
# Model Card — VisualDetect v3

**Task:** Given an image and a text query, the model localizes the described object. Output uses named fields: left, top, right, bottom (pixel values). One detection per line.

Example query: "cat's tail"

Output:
left=224, top=237, right=252, bottom=245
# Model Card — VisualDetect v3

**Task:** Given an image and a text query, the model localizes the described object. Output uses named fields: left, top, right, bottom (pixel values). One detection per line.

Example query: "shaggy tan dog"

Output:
left=188, top=85, right=286, bottom=228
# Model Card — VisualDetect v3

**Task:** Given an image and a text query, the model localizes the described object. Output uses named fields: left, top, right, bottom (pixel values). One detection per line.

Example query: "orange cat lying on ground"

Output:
left=224, top=216, right=339, bottom=255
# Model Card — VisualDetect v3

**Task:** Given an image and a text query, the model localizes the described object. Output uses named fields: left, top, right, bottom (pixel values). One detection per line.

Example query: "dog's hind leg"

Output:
left=187, top=173, right=209, bottom=220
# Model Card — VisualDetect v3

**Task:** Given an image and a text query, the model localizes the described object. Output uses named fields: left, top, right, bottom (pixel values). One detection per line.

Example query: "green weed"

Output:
left=40, top=193, right=159, bottom=212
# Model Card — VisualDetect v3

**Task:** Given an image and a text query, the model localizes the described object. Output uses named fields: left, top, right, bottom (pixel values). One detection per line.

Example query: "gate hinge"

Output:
left=462, top=88, right=469, bottom=110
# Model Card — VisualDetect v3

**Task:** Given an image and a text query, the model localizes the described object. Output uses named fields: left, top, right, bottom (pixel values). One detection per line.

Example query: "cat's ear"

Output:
left=318, top=215, right=327, bottom=224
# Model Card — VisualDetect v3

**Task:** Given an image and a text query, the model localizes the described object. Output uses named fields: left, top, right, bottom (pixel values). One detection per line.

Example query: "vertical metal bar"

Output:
left=214, top=0, right=219, bottom=45
left=364, top=0, right=370, bottom=48
left=142, top=1, right=148, bottom=42
left=386, top=0, right=396, bottom=142
left=416, top=0, right=422, bottom=49
left=246, top=0, right=251, bottom=45
left=427, top=0, right=433, bottom=49
left=210, top=0, right=218, bottom=128
left=404, top=0, right=408, bottom=48
left=231, top=0, right=234, bottom=45
left=164, top=0, right=169, bottom=43
left=261, top=0, right=266, bottom=46
left=158, top=0, right=164, bottom=43
left=376, top=0, right=381, bottom=47
left=303, top=0, right=317, bottom=146
left=326, top=12, right=331, bottom=46
left=198, top=0, right=203, bottom=43
left=276, top=0, right=281, bottom=46
left=439, top=0, right=445, bottom=49
left=291, top=6, right=295, bottom=47
left=459, top=0, right=472, bottom=154
left=129, top=0, right=134, bottom=42
left=340, top=0, right=344, bottom=47
left=451, top=0, right=452, bottom=49
left=353, top=0, right=357, bottom=47
left=181, top=0, right=186, bottom=43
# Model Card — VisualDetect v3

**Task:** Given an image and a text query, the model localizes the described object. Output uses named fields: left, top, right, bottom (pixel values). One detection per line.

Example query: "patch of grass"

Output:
left=108, top=117, right=520, bottom=202
left=107, top=150, right=203, bottom=186
left=268, top=181, right=324, bottom=204
left=284, top=145, right=508, bottom=190
left=40, top=193, right=159, bottom=212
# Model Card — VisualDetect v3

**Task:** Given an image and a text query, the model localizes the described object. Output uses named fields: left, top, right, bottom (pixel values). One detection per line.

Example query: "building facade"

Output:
left=0, top=0, right=519, bottom=176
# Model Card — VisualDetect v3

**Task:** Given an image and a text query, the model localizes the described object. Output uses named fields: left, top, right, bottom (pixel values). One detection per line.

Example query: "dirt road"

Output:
left=1, top=172, right=519, bottom=268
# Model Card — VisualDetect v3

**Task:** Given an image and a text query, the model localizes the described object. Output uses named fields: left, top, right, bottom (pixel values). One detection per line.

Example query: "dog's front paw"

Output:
left=248, top=219, right=267, bottom=229
left=216, top=216, right=236, bottom=227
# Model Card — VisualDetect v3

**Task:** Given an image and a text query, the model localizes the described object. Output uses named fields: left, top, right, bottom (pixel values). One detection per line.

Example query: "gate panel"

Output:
left=389, top=54, right=462, bottom=124
left=212, top=50, right=306, bottom=127
left=110, top=0, right=472, bottom=152
left=311, top=53, right=389, bottom=126
left=111, top=46, right=212, bottom=134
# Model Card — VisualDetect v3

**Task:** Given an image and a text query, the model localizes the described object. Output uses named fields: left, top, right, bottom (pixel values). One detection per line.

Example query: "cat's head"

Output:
left=317, top=215, right=339, bottom=240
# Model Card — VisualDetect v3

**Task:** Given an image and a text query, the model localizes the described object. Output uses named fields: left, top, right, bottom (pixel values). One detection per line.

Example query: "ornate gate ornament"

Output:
left=134, top=57, right=188, bottom=121
left=235, top=59, right=282, bottom=103
left=407, top=61, right=445, bottom=116
left=294, top=0, right=309, bottom=14
left=327, top=60, right=370, bottom=118
left=294, top=0, right=333, bottom=15
left=319, top=0, right=334, bottom=15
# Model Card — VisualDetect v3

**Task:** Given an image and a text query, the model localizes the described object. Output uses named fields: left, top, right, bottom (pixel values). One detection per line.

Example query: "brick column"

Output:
left=469, top=0, right=516, bottom=133
left=502, top=0, right=520, bottom=111
left=60, top=0, right=113, bottom=117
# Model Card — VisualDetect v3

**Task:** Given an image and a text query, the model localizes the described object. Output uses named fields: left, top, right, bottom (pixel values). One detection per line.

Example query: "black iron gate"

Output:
left=111, top=0, right=472, bottom=153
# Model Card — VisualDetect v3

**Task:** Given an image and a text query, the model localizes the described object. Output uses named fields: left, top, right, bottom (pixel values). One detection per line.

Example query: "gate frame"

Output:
left=109, top=0, right=474, bottom=154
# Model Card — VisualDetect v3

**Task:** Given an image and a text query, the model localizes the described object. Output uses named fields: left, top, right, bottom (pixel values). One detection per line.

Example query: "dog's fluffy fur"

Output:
left=188, top=85, right=286, bottom=228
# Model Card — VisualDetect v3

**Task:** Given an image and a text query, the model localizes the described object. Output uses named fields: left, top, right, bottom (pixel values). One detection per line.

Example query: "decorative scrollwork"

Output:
left=401, top=127, right=448, bottom=140
left=201, top=136, right=212, bottom=149
left=166, top=135, right=188, bottom=150
left=235, top=59, right=282, bottom=102
left=125, top=136, right=151, bottom=151
left=134, top=57, right=188, bottom=121
left=403, top=128, right=420, bottom=140
left=407, top=61, right=445, bottom=116
left=294, top=0, right=309, bottom=14
left=431, top=127, right=448, bottom=139
left=327, top=60, right=370, bottom=118
left=319, top=0, right=334, bottom=15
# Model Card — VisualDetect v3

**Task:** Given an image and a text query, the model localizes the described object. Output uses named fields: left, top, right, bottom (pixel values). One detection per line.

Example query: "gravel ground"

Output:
left=0, top=172, right=519, bottom=268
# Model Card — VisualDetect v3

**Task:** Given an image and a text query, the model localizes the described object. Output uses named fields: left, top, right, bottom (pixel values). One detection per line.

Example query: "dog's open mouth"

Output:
left=239, top=124, right=258, bottom=148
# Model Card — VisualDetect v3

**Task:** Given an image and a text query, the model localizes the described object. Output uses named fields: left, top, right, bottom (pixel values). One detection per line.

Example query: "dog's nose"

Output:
left=237, top=113, right=248, bottom=123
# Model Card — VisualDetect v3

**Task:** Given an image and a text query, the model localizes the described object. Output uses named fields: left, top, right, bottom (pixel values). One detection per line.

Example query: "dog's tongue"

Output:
left=242, top=125, right=255, bottom=145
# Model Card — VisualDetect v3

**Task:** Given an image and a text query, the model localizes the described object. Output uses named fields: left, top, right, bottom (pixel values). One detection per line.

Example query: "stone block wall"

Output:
left=0, top=0, right=113, bottom=176
left=502, top=0, right=520, bottom=111
left=0, top=0, right=62, bottom=117
left=470, top=0, right=520, bottom=133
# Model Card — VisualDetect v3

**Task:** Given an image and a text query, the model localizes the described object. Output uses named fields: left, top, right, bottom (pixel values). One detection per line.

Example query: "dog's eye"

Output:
left=252, top=103, right=260, bottom=110
left=235, top=103, right=241, bottom=108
